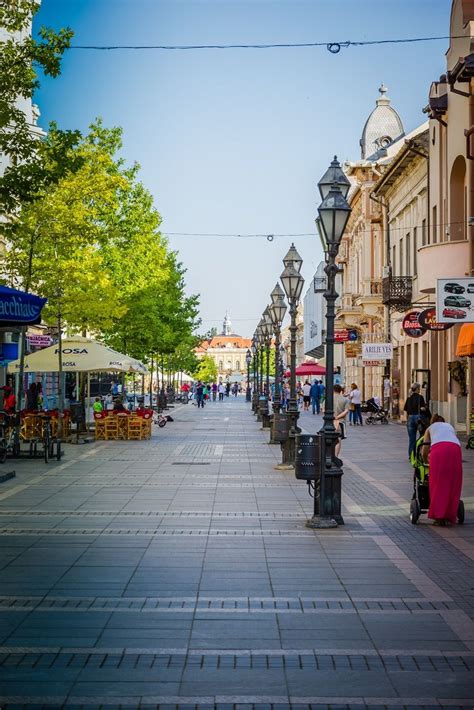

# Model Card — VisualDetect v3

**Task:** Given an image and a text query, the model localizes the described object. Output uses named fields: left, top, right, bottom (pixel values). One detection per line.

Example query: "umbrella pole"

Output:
left=87, top=372, right=91, bottom=428
left=15, top=326, right=27, bottom=414
left=57, top=313, right=64, bottom=440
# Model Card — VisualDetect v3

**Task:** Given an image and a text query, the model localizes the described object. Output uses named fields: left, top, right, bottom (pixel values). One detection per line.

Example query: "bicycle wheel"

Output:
left=0, top=439, right=7, bottom=464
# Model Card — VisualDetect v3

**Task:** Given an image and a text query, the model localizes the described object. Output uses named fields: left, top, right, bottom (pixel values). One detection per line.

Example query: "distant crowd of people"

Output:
left=190, top=380, right=241, bottom=408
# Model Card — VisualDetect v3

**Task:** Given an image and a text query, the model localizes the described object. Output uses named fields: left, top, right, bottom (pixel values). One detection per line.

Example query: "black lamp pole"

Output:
left=251, top=338, right=258, bottom=413
left=306, top=157, right=351, bottom=529
left=246, top=349, right=252, bottom=402
left=279, top=246, right=304, bottom=467
left=269, top=284, right=287, bottom=445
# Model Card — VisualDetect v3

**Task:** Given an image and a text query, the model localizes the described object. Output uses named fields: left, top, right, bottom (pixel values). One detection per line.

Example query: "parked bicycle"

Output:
left=34, top=413, right=62, bottom=463
left=0, top=411, right=20, bottom=463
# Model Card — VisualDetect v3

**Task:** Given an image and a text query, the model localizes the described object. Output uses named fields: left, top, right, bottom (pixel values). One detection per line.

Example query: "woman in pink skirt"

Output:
left=422, top=414, right=463, bottom=525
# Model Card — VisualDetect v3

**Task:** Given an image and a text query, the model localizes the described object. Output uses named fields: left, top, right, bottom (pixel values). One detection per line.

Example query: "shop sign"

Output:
left=335, top=328, right=358, bottom=343
left=436, top=278, right=474, bottom=323
left=402, top=311, right=427, bottom=338
left=363, top=360, right=386, bottom=366
left=0, top=286, right=47, bottom=325
left=418, top=307, right=454, bottom=331
left=362, top=343, right=393, bottom=360
left=345, top=342, right=361, bottom=358
left=27, top=334, right=53, bottom=348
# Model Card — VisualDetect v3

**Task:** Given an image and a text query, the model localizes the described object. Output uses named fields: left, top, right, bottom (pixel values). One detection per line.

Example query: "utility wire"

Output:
left=70, top=35, right=462, bottom=53
left=163, top=219, right=471, bottom=239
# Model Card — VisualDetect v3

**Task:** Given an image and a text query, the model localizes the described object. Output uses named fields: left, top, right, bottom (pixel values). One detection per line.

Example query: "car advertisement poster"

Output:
left=436, top=278, right=474, bottom=323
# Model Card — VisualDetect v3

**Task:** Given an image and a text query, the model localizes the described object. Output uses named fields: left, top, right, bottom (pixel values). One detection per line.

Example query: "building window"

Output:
left=406, top=232, right=411, bottom=275
left=219, top=360, right=223, bottom=372
left=413, top=227, right=417, bottom=276
left=399, top=237, right=403, bottom=275
left=421, top=218, right=427, bottom=246
left=236, top=360, right=240, bottom=371
left=432, top=205, right=437, bottom=243
left=392, top=245, right=396, bottom=276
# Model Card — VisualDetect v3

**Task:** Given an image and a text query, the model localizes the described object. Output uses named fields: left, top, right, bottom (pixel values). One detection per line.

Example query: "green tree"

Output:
left=0, top=1, right=74, bottom=213
left=193, top=354, right=218, bottom=383
left=2, top=130, right=128, bottom=333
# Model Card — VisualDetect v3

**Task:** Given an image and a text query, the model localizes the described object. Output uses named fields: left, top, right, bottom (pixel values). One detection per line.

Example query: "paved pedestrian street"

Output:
left=0, top=399, right=473, bottom=709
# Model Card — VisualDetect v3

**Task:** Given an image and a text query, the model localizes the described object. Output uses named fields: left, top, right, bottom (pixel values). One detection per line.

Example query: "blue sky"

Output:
left=34, top=0, right=450, bottom=337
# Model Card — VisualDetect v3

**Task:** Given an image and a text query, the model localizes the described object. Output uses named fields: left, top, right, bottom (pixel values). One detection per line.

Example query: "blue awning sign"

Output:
left=0, top=286, right=47, bottom=325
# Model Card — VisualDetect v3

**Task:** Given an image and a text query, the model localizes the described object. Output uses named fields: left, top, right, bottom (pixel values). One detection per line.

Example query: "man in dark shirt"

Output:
left=195, top=381, right=204, bottom=409
left=403, top=383, right=428, bottom=458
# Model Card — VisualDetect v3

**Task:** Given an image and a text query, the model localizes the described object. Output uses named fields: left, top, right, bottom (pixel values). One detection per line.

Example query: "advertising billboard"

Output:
left=436, top=278, right=474, bottom=323
left=303, top=261, right=325, bottom=357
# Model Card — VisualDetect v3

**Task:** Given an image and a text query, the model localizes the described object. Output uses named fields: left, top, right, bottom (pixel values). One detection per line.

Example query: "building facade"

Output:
left=336, top=85, right=405, bottom=400
left=417, top=0, right=474, bottom=429
left=372, top=126, right=431, bottom=417
left=196, top=313, right=252, bottom=379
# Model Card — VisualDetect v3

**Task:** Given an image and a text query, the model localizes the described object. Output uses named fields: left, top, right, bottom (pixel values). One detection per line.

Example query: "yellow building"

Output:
left=196, top=313, right=251, bottom=380
left=336, top=85, right=407, bottom=400
left=372, top=125, right=431, bottom=417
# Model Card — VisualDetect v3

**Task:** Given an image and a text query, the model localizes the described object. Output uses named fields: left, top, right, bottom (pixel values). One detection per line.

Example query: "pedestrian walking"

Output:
left=404, top=383, right=429, bottom=458
left=195, top=381, right=205, bottom=408
left=310, top=379, right=320, bottom=414
left=422, top=414, right=463, bottom=525
left=212, top=382, right=217, bottom=401
left=318, top=380, right=325, bottom=405
left=225, top=382, right=231, bottom=397
left=333, top=384, right=350, bottom=457
left=348, top=383, right=363, bottom=426
left=218, top=382, right=225, bottom=401
left=232, top=383, right=238, bottom=397
left=302, top=380, right=311, bottom=411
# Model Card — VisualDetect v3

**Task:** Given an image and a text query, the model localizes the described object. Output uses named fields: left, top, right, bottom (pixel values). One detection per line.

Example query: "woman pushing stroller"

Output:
left=422, top=414, right=463, bottom=526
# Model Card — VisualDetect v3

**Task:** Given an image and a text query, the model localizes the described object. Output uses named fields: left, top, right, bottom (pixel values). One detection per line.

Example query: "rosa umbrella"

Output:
left=8, top=336, right=148, bottom=373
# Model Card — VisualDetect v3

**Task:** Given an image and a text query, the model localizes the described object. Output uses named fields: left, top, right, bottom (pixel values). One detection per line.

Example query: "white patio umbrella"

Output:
left=8, top=336, right=148, bottom=374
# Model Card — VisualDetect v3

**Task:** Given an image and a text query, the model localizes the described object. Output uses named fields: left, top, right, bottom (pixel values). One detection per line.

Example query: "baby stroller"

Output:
left=409, top=429, right=465, bottom=525
left=365, top=397, right=389, bottom=425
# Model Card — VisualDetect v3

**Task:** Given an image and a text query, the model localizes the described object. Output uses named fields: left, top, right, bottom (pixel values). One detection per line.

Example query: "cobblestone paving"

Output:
left=0, top=399, right=472, bottom=708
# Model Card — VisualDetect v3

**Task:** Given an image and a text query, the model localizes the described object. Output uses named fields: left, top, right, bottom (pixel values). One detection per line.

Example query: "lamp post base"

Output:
left=305, top=515, right=338, bottom=529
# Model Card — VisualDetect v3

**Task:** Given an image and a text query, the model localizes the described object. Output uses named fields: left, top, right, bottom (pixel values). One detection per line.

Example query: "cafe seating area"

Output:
left=93, top=409, right=153, bottom=441
left=20, top=410, right=72, bottom=441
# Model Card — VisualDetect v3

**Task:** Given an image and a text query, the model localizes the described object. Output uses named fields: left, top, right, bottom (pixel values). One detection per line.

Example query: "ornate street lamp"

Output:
left=306, top=159, right=351, bottom=529
left=255, top=321, right=265, bottom=421
left=279, top=252, right=304, bottom=467
left=245, top=348, right=252, bottom=402
left=283, top=243, right=303, bottom=273
left=251, top=336, right=258, bottom=413
left=259, top=306, right=273, bottom=429
left=317, top=155, right=351, bottom=200
left=269, top=283, right=287, bottom=445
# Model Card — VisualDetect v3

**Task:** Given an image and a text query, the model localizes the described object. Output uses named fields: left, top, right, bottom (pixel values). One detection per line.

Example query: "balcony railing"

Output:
left=382, top=276, right=413, bottom=311
left=370, top=279, right=382, bottom=295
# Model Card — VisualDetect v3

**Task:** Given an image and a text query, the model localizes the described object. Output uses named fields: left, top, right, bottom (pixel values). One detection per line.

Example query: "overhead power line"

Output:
left=163, top=219, right=470, bottom=240
left=70, top=34, right=461, bottom=54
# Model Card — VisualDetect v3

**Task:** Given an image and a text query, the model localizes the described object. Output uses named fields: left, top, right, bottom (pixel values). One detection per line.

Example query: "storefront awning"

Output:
left=0, top=285, right=47, bottom=327
left=456, top=324, right=474, bottom=357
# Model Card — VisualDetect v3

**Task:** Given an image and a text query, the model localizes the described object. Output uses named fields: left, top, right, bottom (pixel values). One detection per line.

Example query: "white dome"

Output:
left=360, top=84, right=404, bottom=160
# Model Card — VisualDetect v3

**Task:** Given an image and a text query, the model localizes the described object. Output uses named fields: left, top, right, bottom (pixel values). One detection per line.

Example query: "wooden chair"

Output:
left=104, top=414, right=119, bottom=440
left=127, top=415, right=143, bottom=440
left=115, top=412, right=130, bottom=440
left=94, top=412, right=106, bottom=440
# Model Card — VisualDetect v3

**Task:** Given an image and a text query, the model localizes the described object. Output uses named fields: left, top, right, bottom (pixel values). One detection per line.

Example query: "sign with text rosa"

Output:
left=362, top=343, right=393, bottom=360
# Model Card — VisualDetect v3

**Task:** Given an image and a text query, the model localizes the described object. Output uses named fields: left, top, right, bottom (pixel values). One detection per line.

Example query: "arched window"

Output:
left=219, top=360, right=223, bottom=372
left=450, top=155, right=466, bottom=241
left=236, top=360, right=240, bottom=371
